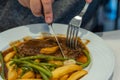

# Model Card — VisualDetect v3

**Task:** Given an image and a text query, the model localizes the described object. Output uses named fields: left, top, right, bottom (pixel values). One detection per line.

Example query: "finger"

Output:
left=41, top=0, right=53, bottom=24
left=86, top=0, right=92, bottom=3
left=18, top=0, right=30, bottom=8
left=30, top=0, right=42, bottom=17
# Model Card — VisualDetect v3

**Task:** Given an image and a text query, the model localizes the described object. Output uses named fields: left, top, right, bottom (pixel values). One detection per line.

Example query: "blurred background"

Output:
left=93, top=0, right=120, bottom=32
left=0, top=0, right=120, bottom=33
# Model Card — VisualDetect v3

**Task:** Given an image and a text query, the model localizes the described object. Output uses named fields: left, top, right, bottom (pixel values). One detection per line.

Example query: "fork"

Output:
left=66, top=2, right=89, bottom=49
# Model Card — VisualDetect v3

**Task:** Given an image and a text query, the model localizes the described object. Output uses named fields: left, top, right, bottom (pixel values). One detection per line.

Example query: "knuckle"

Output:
left=32, top=8, right=41, bottom=15
left=45, top=11, right=52, bottom=15
left=42, top=0, right=52, bottom=14
left=44, top=7, right=52, bottom=15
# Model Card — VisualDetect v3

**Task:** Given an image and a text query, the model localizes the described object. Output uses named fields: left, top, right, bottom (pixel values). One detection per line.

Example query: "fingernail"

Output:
left=46, top=17, right=52, bottom=24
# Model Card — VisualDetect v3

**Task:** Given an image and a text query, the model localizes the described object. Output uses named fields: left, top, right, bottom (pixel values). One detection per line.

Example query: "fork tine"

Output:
left=67, top=25, right=79, bottom=49
left=74, top=28, right=79, bottom=49
left=66, top=25, right=70, bottom=46
left=66, top=25, right=71, bottom=47
left=71, top=26, right=79, bottom=49
left=66, top=3, right=89, bottom=49
left=71, top=26, right=76, bottom=49
left=69, top=25, right=74, bottom=48
left=66, top=25, right=77, bottom=49
left=66, top=24, right=74, bottom=48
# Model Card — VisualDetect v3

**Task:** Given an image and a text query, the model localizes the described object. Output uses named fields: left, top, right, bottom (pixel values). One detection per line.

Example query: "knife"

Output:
left=48, top=24, right=65, bottom=58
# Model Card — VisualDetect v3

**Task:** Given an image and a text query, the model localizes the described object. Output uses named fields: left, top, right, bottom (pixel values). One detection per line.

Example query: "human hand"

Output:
left=18, top=0, right=92, bottom=24
left=18, top=0, right=54, bottom=24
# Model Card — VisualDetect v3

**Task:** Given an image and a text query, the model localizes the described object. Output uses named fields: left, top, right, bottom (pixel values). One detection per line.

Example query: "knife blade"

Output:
left=49, top=24, right=65, bottom=58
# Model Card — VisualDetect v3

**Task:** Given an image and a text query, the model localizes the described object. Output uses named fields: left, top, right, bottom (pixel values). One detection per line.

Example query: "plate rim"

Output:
left=0, top=23, right=115, bottom=80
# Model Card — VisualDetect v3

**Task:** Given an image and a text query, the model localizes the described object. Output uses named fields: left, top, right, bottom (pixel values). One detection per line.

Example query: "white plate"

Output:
left=0, top=23, right=115, bottom=80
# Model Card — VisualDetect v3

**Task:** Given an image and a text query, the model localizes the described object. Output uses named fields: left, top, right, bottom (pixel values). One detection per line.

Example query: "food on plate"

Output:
left=0, top=34, right=91, bottom=80
left=67, top=70, right=88, bottom=80
left=51, top=64, right=82, bottom=79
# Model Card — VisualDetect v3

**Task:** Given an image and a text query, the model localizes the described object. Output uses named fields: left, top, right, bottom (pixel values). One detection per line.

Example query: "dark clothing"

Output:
left=0, top=0, right=108, bottom=32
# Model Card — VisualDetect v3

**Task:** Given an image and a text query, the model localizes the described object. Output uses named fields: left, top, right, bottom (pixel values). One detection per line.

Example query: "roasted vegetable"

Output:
left=11, top=59, right=52, bottom=78
left=49, top=60, right=63, bottom=67
left=6, top=61, right=18, bottom=80
left=67, top=70, right=88, bottom=80
left=14, top=54, right=68, bottom=61
left=51, top=64, right=82, bottom=79
left=80, top=50, right=91, bottom=68
left=21, top=71, right=35, bottom=79
left=8, top=68, right=18, bottom=80
left=0, top=36, right=91, bottom=80
left=4, top=51, right=16, bottom=62
left=60, top=74, right=69, bottom=80
left=40, top=46, right=59, bottom=54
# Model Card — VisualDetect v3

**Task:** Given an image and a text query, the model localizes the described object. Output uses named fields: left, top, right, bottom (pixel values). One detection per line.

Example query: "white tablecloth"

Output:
left=96, top=30, right=120, bottom=80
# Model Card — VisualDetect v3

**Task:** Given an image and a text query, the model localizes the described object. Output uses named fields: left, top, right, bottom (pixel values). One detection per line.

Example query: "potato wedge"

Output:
left=6, top=61, right=15, bottom=70
left=21, top=71, right=35, bottom=79
left=49, top=60, right=63, bottom=66
left=67, top=70, right=88, bottom=80
left=52, top=64, right=82, bottom=79
left=8, top=69, right=18, bottom=80
left=40, top=46, right=59, bottom=54
left=6, top=61, right=18, bottom=80
left=60, top=74, right=69, bottom=80
left=4, top=51, right=16, bottom=62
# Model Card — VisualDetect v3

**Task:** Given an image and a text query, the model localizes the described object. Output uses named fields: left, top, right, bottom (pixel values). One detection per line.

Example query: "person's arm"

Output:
left=18, top=0, right=92, bottom=24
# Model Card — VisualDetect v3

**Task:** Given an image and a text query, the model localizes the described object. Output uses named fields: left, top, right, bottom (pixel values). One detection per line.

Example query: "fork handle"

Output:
left=79, top=3, right=89, bottom=17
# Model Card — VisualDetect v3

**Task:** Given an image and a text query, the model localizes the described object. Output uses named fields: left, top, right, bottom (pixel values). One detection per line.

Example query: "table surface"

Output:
left=96, top=30, right=120, bottom=80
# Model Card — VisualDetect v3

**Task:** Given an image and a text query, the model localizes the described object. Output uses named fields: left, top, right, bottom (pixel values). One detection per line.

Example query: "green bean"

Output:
left=13, top=46, right=18, bottom=53
left=76, top=61, right=84, bottom=65
left=41, top=63, right=56, bottom=66
left=16, top=54, right=69, bottom=61
left=0, top=51, right=5, bottom=79
left=9, top=61, right=16, bottom=66
left=29, top=61, right=52, bottom=74
left=21, top=64, right=34, bottom=71
left=80, top=50, right=91, bottom=68
left=19, top=67, right=28, bottom=78
left=12, top=59, right=52, bottom=78
left=30, top=61, right=57, bottom=67
left=39, top=71, right=49, bottom=80
left=31, top=61, right=56, bottom=72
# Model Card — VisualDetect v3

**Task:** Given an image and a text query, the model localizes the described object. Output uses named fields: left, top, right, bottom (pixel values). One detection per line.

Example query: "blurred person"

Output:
left=103, top=0, right=117, bottom=31
left=0, top=0, right=108, bottom=32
